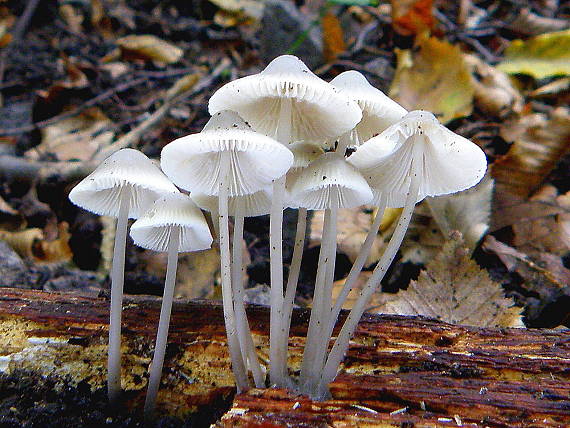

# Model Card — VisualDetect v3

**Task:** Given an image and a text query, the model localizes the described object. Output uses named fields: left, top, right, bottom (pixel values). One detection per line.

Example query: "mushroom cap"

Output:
left=130, top=193, right=212, bottom=252
left=208, top=55, right=362, bottom=143
left=330, top=71, right=407, bottom=145
left=348, top=110, right=488, bottom=208
left=161, top=111, right=293, bottom=197
left=289, top=152, right=372, bottom=210
left=69, top=148, right=178, bottom=219
left=192, top=187, right=273, bottom=217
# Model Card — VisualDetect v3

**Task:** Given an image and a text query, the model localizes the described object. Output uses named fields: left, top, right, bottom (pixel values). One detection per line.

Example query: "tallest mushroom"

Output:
left=209, top=55, right=362, bottom=386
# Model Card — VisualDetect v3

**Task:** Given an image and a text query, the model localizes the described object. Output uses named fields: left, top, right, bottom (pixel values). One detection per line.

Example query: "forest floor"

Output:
left=0, top=0, right=569, bottom=426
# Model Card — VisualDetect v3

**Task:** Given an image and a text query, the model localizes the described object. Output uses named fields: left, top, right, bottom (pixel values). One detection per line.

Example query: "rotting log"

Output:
left=1, top=288, right=569, bottom=427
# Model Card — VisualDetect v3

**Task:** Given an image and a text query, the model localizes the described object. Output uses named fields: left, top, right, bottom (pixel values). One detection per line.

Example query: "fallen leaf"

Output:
left=332, top=271, right=374, bottom=310
left=497, top=29, right=570, bottom=79
left=33, top=222, right=73, bottom=264
left=25, top=107, right=114, bottom=162
left=0, top=228, right=43, bottom=259
left=209, top=0, right=266, bottom=20
left=390, top=35, right=474, bottom=123
left=391, top=0, right=434, bottom=37
left=59, top=4, right=84, bottom=33
left=426, top=175, right=493, bottom=251
left=322, top=11, right=346, bottom=63
left=492, top=107, right=570, bottom=198
left=310, top=207, right=384, bottom=266
left=116, top=35, right=183, bottom=65
left=378, top=232, right=524, bottom=327
left=464, top=54, right=523, bottom=116
left=0, top=195, right=17, bottom=216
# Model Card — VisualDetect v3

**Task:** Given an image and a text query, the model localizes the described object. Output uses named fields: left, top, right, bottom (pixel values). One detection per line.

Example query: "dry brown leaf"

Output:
left=400, top=201, right=444, bottom=264
left=310, top=208, right=384, bottom=267
left=59, top=4, right=84, bottom=33
left=25, top=107, right=114, bottom=162
left=510, top=187, right=570, bottom=256
left=390, top=35, right=474, bottom=123
left=391, top=0, right=434, bottom=37
left=116, top=35, right=183, bottom=65
left=209, top=0, right=265, bottom=19
left=175, top=248, right=220, bottom=299
left=464, top=54, right=523, bottom=117
left=0, top=228, right=43, bottom=259
left=0, top=195, right=17, bottom=216
left=492, top=107, right=570, bottom=198
left=378, top=232, right=524, bottom=327
left=322, top=11, right=346, bottom=63
left=332, top=271, right=374, bottom=311
left=33, top=222, right=73, bottom=264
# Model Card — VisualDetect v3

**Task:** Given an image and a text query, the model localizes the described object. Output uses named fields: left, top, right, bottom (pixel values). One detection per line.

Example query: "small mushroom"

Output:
left=68, top=148, right=178, bottom=403
left=129, top=193, right=212, bottom=417
left=316, top=111, right=487, bottom=397
left=161, top=110, right=292, bottom=391
left=288, top=152, right=372, bottom=395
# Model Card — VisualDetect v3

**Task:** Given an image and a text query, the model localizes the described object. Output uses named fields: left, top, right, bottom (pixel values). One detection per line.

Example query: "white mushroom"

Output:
left=68, top=148, right=178, bottom=403
left=129, top=193, right=212, bottom=417
left=161, top=110, right=292, bottom=392
left=316, top=111, right=487, bottom=398
left=287, top=153, right=372, bottom=394
left=209, top=55, right=362, bottom=386
left=330, top=70, right=407, bottom=153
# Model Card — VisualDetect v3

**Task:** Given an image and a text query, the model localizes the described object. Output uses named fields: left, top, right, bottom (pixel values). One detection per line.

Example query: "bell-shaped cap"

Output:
left=161, top=111, right=293, bottom=197
left=69, top=148, right=178, bottom=219
left=330, top=71, right=407, bottom=146
left=289, top=152, right=372, bottom=210
left=130, top=193, right=212, bottom=252
left=192, top=188, right=273, bottom=217
left=208, top=55, right=362, bottom=144
left=348, top=110, right=487, bottom=208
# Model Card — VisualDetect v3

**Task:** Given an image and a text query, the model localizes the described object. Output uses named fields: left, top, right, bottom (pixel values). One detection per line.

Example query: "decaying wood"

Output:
left=1, top=288, right=570, bottom=427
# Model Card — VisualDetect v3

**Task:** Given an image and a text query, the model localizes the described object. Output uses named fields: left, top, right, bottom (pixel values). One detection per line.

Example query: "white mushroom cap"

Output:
left=130, top=193, right=212, bottom=252
left=192, top=188, right=273, bottom=217
left=161, top=110, right=294, bottom=197
left=348, top=110, right=488, bottom=208
left=208, top=55, right=362, bottom=143
left=289, top=152, right=372, bottom=210
left=69, top=148, right=178, bottom=219
left=330, top=71, right=407, bottom=145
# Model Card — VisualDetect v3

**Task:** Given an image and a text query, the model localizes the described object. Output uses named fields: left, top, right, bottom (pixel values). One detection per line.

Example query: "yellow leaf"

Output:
left=378, top=232, right=524, bottom=328
left=116, top=35, right=183, bottom=64
left=497, top=29, right=570, bottom=79
left=390, top=35, right=474, bottom=123
left=322, top=11, right=346, bottom=63
left=208, top=0, right=265, bottom=19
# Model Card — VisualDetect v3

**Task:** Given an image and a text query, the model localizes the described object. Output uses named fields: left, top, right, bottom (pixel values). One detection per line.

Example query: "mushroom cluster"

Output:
left=68, top=54, right=487, bottom=408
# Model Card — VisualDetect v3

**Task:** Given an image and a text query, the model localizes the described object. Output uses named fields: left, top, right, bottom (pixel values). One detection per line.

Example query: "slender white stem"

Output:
left=269, top=175, right=286, bottom=386
left=210, top=202, right=220, bottom=243
left=108, top=187, right=129, bottom=403
left=219, top=151, right=249, bottom=392
left=269, top=97, right=291, bottom=386
left=281, top=207, right=307, bottom=367
left=329, top=195, right=387, bottom=329
left=144, top=226, right=180, bottom=417
left=336, top=130, right=354, bottom=157
left=232, top=199, right=265, bottom=388
left=315, top=150, right=422, bottom=396
left=299, top=206, right=332, bottom=386
left=308, top=188, right=338, bottom=391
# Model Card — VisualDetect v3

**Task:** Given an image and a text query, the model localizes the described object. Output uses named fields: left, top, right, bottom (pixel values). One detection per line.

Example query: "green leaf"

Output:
left=497, top=29, right=570, bottom=79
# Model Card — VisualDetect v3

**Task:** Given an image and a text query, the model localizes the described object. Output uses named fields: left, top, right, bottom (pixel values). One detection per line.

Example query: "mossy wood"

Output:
left=0, top=288, right=569, bottom=427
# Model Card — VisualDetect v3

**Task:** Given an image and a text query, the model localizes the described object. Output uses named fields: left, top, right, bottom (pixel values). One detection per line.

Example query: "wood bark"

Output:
left=0, top=288, right=569, bottom=427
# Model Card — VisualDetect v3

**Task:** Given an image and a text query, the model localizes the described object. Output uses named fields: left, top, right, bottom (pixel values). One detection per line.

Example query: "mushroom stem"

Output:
left=306, top=187, right=339, bottom=394
left=281, top=207, right=307, bottom=368
left=232, top=199, right=265, bottom=388
left=269, top=97, right=292, bottom=386
left=315, top=150, right=422, bottom=397
left=144, top=225, right=180, bottom=417
left=219, top=151, right=249, bottom=392
left=108, top=187, right=129, bottom=403
left=336, top=129, right=358, bottom=157
left=299, top=202, right=334, bottom=388
left=328, top=194, right=387, bottom=330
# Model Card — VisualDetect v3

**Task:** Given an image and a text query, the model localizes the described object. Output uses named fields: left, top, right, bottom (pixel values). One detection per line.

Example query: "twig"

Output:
left=0, top=58, right=232, bottom=182
left=0, top=77, right=148, bottom=136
